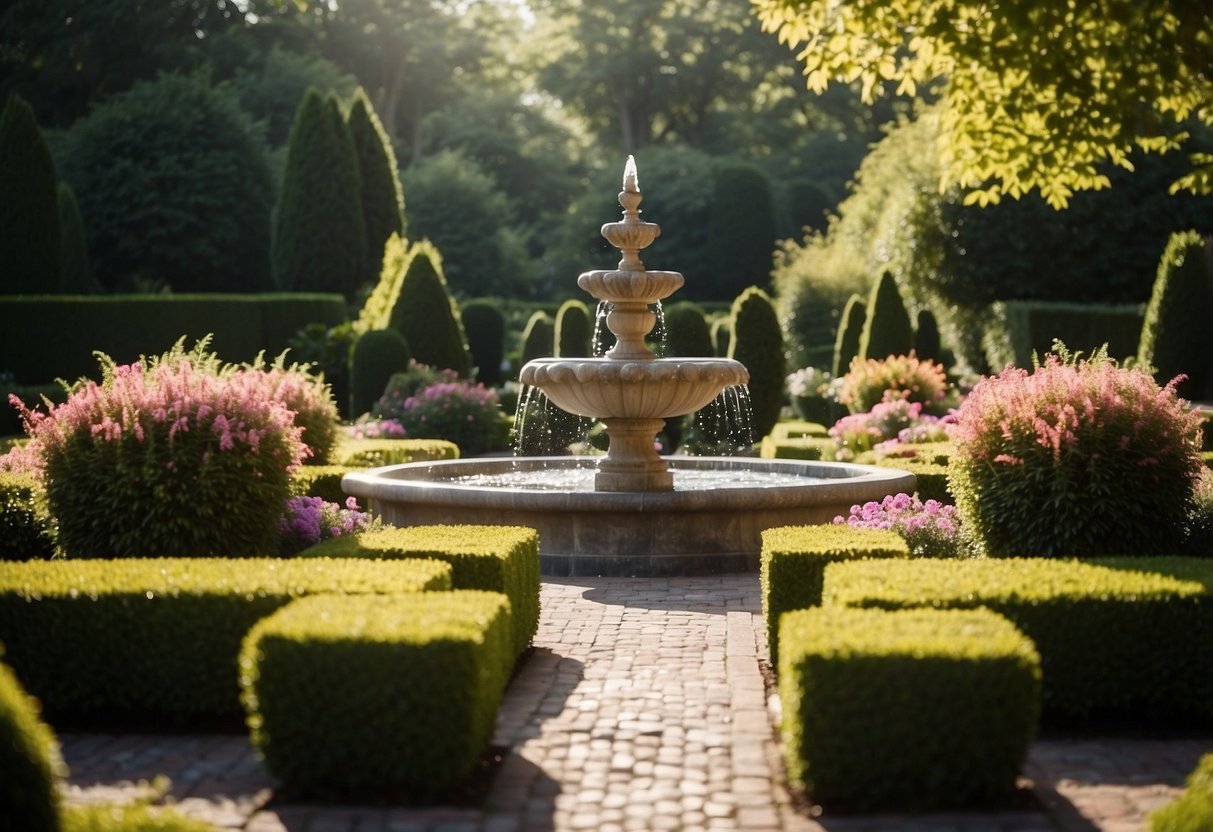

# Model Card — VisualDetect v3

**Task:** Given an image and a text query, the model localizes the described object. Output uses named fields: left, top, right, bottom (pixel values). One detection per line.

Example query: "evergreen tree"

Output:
left=388, top=247, right=472, bottom=377
left=662, top=301, right=714, bottom=357
left=728, top=286, right=786, bottom=439
left=1137, top=231, right=1213, bottom=401
left=462, top=299, right=506, bottom=386
left=913, top=308, right=943, bottom=364
left=520, top=311, right=555, bottom=367
left=554, top=299, right=592, bottom=357
left=858, top=272, right=913, bottom=360
left=706, top=164, right=777, bottom=300
left=273, top=89, right=366, bottom=296
left=0, top=93, right=61, bottom=294
left=833, top=294, right=867, bottom=377
left=347, top=90, right=405, bottom=288
left=350, top=328, right=412, bottom=418
left=56, top=183, right=96, bottom=294
left=711, top=316, right=732, bottom=357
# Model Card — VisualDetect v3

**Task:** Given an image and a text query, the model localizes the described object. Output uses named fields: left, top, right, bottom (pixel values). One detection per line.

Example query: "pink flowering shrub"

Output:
left=949, top=346, right=1204, bottom=557
left=247, top=356, right=339, bottom=465
left=829, top=398, right=952, bottom=461
left=834, top=493, right=966, bottom=558
left=838, top=353, right=949, bottom=415
left=372, top=362, right=459, bottom=421
left=348, top=417, right=407, bottom=440
left=12, top=347, right=307, bottom=558
left=279, top=495, right=376, bottom=556
left=369, top=362, right=507, bottom=456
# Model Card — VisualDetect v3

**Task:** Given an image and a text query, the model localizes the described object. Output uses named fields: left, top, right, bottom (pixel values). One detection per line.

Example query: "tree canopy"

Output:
left=754, top=0, right=1213, bottom=207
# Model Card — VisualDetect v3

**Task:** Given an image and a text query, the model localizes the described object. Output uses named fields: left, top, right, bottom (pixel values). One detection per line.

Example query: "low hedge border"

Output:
left=779, top=606, right=1040, bottom=810
left=0, top=656, right=61, bottom=832
left=303, top=525, right=540, bottom=659
left=770, top=420, right=830, bottom=440
left=1150, top=752, right=1213, bottom=831
left=761, top=525, right=909, bottom=662
left=759, top=436, right=837, bottom=461
left=0, top=472, right=57, bottom=561
left=240, top=591, right=512, bottom=799
left=0, top=558, right=452, bottom=719
left=62, top=804, right=217, bottom=832
left=824, top=557, right=1213, bottom=724
left=290, top=465, right=361, bottom=506
left=336, top=438, right=459, bottom=468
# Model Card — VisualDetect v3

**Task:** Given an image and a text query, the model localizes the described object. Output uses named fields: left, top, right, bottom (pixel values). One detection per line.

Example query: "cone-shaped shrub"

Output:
left=1137, top=231, right=1213, bottom=402
left=56, top=183, right=96, bottom=294
left=662, top=301, right=714, bottom=357
left=711, top=316, right=732, bottom=357
left=914, top=308, right=942, bottom=364
left=350, top=329, right=411, bottom=418
left=859, top=272, right=914, bottom=361
left=0, top=657, right=61, bottom=832
left=833, top=294, right=867, bottom=377
left=949, top=347, right=1204, bottom=558
left=357, top=233, right=410, bottom=334
left=520, top=311, right=554, bottom=366
left=388, top=248, right=471, bottom=377
left=555, top=299, right=592, bottom=358
left=0, top=94, right=60, bottom=294
left=347, top=90, right=405, bottom=288
left=462, top=299, right=506, bottom=386
left=706, top=164, right=777, bottom=300
left=729, top=286, right=785, bottom=440
left=274, top=89, right=366, bottom=296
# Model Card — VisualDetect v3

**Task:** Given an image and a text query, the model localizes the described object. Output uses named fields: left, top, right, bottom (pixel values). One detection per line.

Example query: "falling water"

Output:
left=513, top=383, right=594, bottom=457
left=591, top=300, right=613, bottom=357
left=681, top=384, right=754, bottom=456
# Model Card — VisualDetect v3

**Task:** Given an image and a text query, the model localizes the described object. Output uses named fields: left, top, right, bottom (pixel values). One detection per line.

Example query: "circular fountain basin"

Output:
left=343, top=456, right=915, bottom=577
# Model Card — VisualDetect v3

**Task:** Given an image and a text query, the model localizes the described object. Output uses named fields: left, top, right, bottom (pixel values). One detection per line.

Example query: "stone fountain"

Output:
left=343, top=159, right=914, bottom=576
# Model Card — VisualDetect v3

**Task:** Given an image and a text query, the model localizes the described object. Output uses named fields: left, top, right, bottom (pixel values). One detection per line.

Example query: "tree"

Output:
left=728, top=286, right=785, bottom=440
left=273, top=88, right=366, bottom=296
left=0, top=93, right=60, bottom=294
left=461, top=299, right=506, bottom=386
left=388, top=247, right=472, bottom=377
left=832, top=294, right=866, bottom=377
left=754, top=0, right=1213, bottom=207
left=347, top=89, right=405, bottom=286
left=705, top=163, right=777, bottom=299
left=1137, top=232, right=1213, bottom=401
left=859, top=272, right=913, bottom=361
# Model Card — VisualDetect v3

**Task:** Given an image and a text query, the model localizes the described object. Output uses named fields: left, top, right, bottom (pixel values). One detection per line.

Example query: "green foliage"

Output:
left=1150, top=754, right=1213, bottom=832
left=554, top=299, right=592, bottom=358
left=0, top=657, right=61, bottom=832
left=286, top=321, right=356, bottom=421
left=388, top=249, right=472, bottom=377
left=705, top=163, right=777, bottom=300
left=335, top=438, right=459, bottom=468
left=758, top=435, right=836, bottom=461
left=519, top=311, right=554, bottom=366
left=302, top=524, right=540, bottom=658
left=1138, top=232, right=1213, bottom=401
left=0, top=93, right=61, bottom=294
left=58, top=72, right=273, bottom=292
left=388, top=379, right=510, bottom=457
left=859, top=272, right=913, bottom=361
left=778, top=606, right=1040, bottom=809
left=728, top=286, right=786, bottom=439
left=55, top=183, right=96, bottom=294
left=251, top=356, right=339, bottom=466
left=710, top=316, right=732, bottom=357
left=832, top=294, right=866, bottom=377
left=240, top=591, right=512, bottom=799
left=461, top=300, right=507, bottom=386
left=983, top=301, right=1145, bottom=370
left=273, top=89, right=366, bottom=296
left=660, top=302, right=714, bottom=357
left=346, top=90, right=405, bottom=288
left=290, top=465, right=361, bottom=507
left=62, top=803, right=216, bottom=832
left=372, top=362, right=457, bottom=420
left=0, top=473, right=56, bottom=561
left=826, top=556, right=1213, bottom=724
left=350, top=329, right=411, bottom=418
left=761, top=524, right=909, bottom=661
left=356, top=234, right=411, bottom=335
left=229, top=47, right=359, bottom=149
left=859, top=454, right=952, bottom=504
left=913, top=308, right=941, bottom=364
left=838, top=353, right=949, bottom=415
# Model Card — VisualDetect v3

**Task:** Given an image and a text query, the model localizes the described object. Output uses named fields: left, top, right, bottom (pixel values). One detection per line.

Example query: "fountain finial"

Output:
left=623, top=155, right=639, bottom=192
left=601, top=157, right=659, bottom=271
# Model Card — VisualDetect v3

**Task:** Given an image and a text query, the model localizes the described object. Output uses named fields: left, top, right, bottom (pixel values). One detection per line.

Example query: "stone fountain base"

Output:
left=343, top=456, right=915, bottom=577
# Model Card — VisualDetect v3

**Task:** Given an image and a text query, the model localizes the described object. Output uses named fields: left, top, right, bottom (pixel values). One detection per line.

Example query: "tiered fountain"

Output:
left=344, top=159, right=914, bottom=576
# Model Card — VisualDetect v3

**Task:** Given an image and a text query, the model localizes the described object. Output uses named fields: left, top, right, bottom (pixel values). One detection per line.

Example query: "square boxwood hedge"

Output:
left=302, top=525, right=539, bottom=659
left=0, top=558, right=451, bottom=718
left=336, top=438, right=459, bottom=468
left=761, top=525, right=909, bottom=662
left=779, top=606, right=1039, bottom=810
left=824, top=557, right=1213, bottom=724
left=1149, top=753, right=1213, bottom=831
left=240, top=591, right=512, bottom=800
left=0, top=656, right=61, bottom=832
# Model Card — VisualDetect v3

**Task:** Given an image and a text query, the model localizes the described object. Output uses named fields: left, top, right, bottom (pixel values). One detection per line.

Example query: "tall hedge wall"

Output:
left=982, top=300, right=1144, bottom=371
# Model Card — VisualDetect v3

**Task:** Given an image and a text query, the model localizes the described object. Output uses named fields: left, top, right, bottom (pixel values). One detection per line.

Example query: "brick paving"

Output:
left=60, top=575, right=1210, bottom=831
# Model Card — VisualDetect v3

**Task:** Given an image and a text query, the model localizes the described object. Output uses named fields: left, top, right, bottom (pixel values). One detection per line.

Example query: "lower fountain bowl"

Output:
left=342, top=456, right=916, bottom=577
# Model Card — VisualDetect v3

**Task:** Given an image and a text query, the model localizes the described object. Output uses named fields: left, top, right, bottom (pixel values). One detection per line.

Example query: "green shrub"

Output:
left=859, top=272, right=913, bottom=362
left=62, top=804, right=215, bottom=832
left=0, top=473, right=56, bottom=561
left=519, top=311, right=554, bottom=367
left=286, top=321, right=356, bottom=421
left=554, top=299, right=592, bottom=358
left=838, top=353, right=949, bottom=415
left=832, top=293, right=866, bottom=378
left=0, top=657, right=62, bottom=832
left=705, top=163, right=777, bottom=300
left=0, top=557, right=451, bottom=717
left=825, top=557, right=1213, bottom=724
left=982, top=300, right=1145, bottom=371
left=914, top=308, right=942, bottom=364
left=757, top=435, right=835, bottom=462
left=0, top=93, right=60, bottom=294
left=779, top=607, right=1040, bottom=810
left=302, top=525, right=540, bottom=658
left=728, top=286, right=785, bottom=439
left=461, top=300, right=506, bottom=386
left=346, top=90, right=405, bottom=289
left=661, top=302, right=714, bottom=358
left=388, top=248, right=472, bottom=377
left=240, top=591, right=511, bottom=799
left=273, top=90, right=365, bottom=296
left=372, top=362, right=457, bottom=420
left=1138, top=231, right=1213, bottom=401
left=382, top=378, right=509, bottom=456
left=710, top=316, right=732, bottom=358
left=248, top=357, right=339, bottom=465
left=761, top=525, right=909, bottom=661
left=350, top=329, right=411, bottom=418
left=1150, top=753, right=1213, bottom=832
left=335, top=438, right=459, bottom=467
left=56, top=184, right=96, bottom=294
left=290, top=465, right=361, bottom=506
left=949, top=348, right=1205, bottom=557
left=356, top=233, right=411, bottom=334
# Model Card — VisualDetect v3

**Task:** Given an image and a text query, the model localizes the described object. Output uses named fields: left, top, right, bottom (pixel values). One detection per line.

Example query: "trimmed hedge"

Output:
left=240, top=591, right=512, bottom=799
left=302, top=525, right=539, bottom=658
left=1150, top=753, right=1213, bottom=832
left=0, top=295, right=346, bottom=384
left=853, top=454, right=952, bottom=504
left=779, top=607, right=1040, bottom=810
left=0, top=472, right=56, bottom=561
left=758, top=435, right=835, bottom=461
left=0, top=558, right=452, bottom=718
left=62, top=804, right=217, bottom=832
left=335, top=438, right=459, bottom=468
left=0, top=656, right=61, bottom=832
left=290, top=465, right=362, bottom=506
left=761, top=525, right=909, bottom=661
left=982, top=300, right=1144, bottom=371
left=825, top=557, right=1213, bottom=724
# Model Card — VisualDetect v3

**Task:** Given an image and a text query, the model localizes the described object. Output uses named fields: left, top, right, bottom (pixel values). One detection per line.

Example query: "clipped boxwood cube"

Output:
left=303, top=525, right=539, bottom=659
left=336, top=438, right=459, bottom=468
left=761, top=525, right=908, bottom=661
left=779, top=606, right=1041, bottom=811
left=240, top=591, right=512, bottom=800
left=0, top=657, right=61, bottom=832
left=1150, top=753, right=1213, bottom=831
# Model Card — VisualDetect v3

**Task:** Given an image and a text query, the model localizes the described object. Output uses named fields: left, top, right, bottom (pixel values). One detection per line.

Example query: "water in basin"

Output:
left=444, top=465, right=824, bottom=492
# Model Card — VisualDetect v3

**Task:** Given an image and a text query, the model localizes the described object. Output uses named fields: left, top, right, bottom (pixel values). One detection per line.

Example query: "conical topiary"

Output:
left=833, top=294, right=867, bottom=377
left=555, top=299, right=592, bottom=358
left=0, top=94, right=61, bottom=294
left=662, top=301, right=714, bottom=357
left=728, top=286, right=785, bottom=440
left=706, top=163, right=777, bottom=300
left=347, top=90, right=405, bottom=288
left=56, top=182, right=97, bottom=294
left=914, top=308, right=943, bottom=364
left=1137, top=231, right=1213, bottom=401
left=710, top=316, right=732, bottom=357
left=387, top=246, right=472, bottom=377
left=350, top=328, right=412, bottom=418
left=520, top=311, right=554, bottom=368
left=273, top=89, right=366, bottom=296
left=858, top=272, right=913, bottom=361
left=462, top=299, right=506, bottom=386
